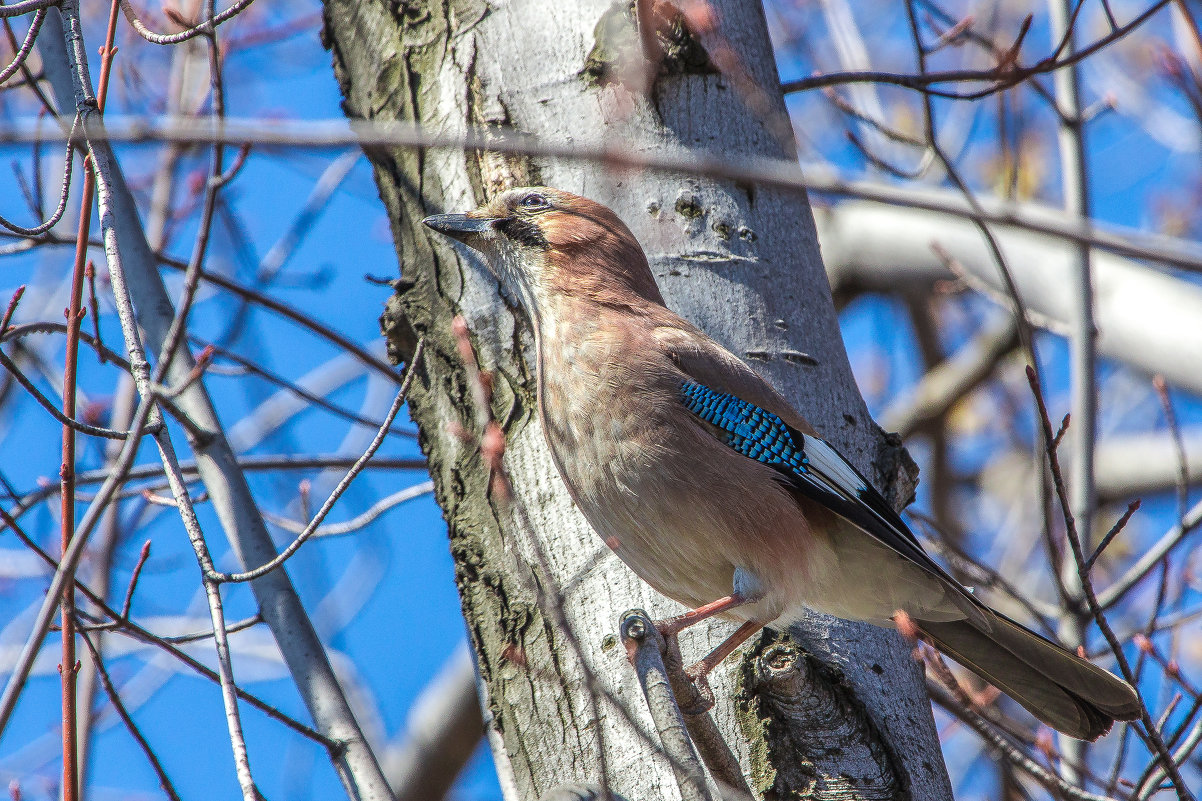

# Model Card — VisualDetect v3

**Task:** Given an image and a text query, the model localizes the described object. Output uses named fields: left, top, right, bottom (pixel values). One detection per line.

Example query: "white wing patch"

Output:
left=801, top=435, right=869, bottom=498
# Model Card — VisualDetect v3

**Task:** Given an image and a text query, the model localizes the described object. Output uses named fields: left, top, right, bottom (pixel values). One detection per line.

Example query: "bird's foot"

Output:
left=677, top=662, right=717, bottom=715
left=641, top=619, right=712, bottom=715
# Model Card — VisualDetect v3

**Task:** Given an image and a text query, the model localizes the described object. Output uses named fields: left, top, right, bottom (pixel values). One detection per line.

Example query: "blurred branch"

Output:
left=221, top=148, right=359, bottom=344
left=0, top=504, right=336, bottom=746
left=880, top=312, right=1019, bottom=438
left=1099, top=499, right=1202, bottom=609
left=1045, top=0, right=1098, bottom=775
left=819, top=200, right=1202, bottom=396
left=1094, top=428, right=1202, bottom=500
left=0, top=234, right=403, bottom=380
left=382, top=643, right=484, bottom=801
left=2, top=114, right=1199, bottom=277
left=927, top=682, right=1125, bottom=801
left=4, top=453, right=427, bottom=514
left=781, top=1, right=1170, bottom=100
left=263, top=480, right=434, bottom=539
left=1026, top=365, right=1192, bottom=801
left=195, top=337, right=416, bottom=439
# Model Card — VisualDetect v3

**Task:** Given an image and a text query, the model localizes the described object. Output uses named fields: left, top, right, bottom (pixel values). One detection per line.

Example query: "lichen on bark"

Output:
left=736, top=631, right=908, bottom=801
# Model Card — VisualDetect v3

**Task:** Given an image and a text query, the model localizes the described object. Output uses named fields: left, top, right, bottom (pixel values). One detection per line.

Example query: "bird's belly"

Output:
left=544, top=401, right=833, bottom=621
left=546, top=413, right=728, bottom=606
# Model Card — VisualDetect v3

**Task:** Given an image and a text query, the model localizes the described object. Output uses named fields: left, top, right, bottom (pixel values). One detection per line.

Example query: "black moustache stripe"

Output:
left=497, top=217, right=549, bottom=249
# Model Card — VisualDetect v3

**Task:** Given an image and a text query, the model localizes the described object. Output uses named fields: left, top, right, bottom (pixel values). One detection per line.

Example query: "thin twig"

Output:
left=1087, top=501, right=1141, bottom=570
left=1154, top=375, right=1189, bottom=527
left=262, top=481, right=434, bottom=539
left=0, top=505, right=330, bottom=745
left=0, top=7, right=45, bottom=85
left=160, top=614, right=263, bottom=644
left=85, top=260, right=105, bottom=363
left=117, top=0, right=256, bottom=45
left=0, top=347, right=136, bottom=439
left=77, top=629, right=183, bottom=801
left=1025, top=366, right=1193, bottom=801
left=1045, top=0, right=1098, bottom=775
left=0, top=378, right=160, bottom=738
left=0, top=0, right=60, bottom=17
left=119, top=540, right=151, bottom=619
left=186, top=335, right=415, bottom=438
left=1099, top=500, right=1202, bottom=608
left=928, top=683, right=1126, bottom=801
left=0, top=285, right=25, bottom=334
left=0, top=119, right=76, bottom=237
left=217, top=338, right=424, bottom=584
left=781, top=1, right=1170, bottom=100
left=153, top=421, right=258, bottom=800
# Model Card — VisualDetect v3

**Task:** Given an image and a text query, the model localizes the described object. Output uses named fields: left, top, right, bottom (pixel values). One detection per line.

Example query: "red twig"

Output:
left=60, top=5, right=122, bottom=799
left=0, top=285, right=24, bottom=336
left=85, top=261, right=105, bottom=364
left=120, top=540, right=152, bottom=619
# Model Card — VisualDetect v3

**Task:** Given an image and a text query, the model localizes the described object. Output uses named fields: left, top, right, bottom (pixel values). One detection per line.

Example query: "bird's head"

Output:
left=422, top=187, right=664, bottom=315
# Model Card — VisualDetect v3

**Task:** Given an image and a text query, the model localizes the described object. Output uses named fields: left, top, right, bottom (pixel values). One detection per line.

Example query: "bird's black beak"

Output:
left=422, top=214, right=497, bottom=245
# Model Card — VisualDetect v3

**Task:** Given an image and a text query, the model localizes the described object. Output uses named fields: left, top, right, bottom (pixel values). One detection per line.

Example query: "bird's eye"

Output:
left=518, top=193, right=550, bottom=211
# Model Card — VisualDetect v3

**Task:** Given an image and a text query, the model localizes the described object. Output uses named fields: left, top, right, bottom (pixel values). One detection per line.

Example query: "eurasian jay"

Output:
left=423, top=186, right=1140, bottom=741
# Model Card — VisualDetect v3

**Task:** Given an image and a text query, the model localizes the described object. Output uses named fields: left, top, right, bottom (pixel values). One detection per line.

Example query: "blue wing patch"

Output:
left=680, top=380, right=815, bottom=477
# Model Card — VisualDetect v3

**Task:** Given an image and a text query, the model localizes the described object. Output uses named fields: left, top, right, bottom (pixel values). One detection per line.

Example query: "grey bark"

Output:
left=321, top=2, right=952, bottom=799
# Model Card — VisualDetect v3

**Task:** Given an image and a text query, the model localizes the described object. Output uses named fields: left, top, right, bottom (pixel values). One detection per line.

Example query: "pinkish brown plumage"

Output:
left=424, top=187, right=1140, bottom=740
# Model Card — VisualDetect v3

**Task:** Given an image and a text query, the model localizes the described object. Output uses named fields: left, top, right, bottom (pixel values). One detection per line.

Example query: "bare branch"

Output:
left=781, top=1, right=1170, bottom=100
left=217, top=339, right=423, bottom=583
left=117, top=0, right=256, bottom=45
left=382, top=644, right=484, bottom=801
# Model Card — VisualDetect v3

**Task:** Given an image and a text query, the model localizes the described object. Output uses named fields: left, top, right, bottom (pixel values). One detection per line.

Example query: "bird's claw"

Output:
left=678, top=663, right=717, bottom=715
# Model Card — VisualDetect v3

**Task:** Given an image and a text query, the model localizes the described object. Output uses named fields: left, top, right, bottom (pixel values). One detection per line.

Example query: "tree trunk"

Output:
left=320, top=2, right=954, bottom=799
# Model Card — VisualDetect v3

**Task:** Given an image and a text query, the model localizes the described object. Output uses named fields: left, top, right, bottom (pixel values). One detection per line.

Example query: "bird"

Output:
left=423, top=186, right=1141, bottom=741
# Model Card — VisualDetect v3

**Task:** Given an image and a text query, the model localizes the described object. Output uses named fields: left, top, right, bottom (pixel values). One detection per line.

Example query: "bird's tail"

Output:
left=917, top=610, right=1141, bottom=741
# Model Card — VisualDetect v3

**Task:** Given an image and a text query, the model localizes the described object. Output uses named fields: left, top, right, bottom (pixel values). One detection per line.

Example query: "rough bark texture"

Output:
left=320, top=2, right=954, bottom=799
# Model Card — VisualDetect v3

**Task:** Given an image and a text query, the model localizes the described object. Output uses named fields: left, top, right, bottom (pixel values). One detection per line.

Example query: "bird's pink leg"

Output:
left=655, top=593, right=753, bottom=639
left=680, top=621, right=764, bottom=714
left=652, top=591, right=765, bottom=714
